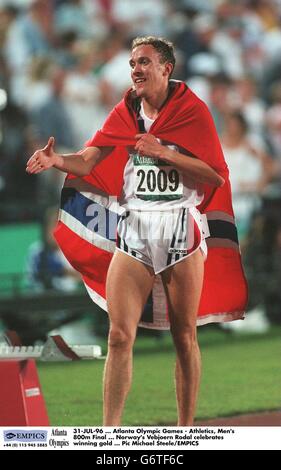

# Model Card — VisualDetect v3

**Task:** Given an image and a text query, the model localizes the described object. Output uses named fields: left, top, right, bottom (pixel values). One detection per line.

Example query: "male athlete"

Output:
left=27, top=37, right=236, bottom=426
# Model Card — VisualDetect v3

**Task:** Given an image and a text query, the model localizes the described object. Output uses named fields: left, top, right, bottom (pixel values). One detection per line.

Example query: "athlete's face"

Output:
left=129, top=45, right=172, bottom=99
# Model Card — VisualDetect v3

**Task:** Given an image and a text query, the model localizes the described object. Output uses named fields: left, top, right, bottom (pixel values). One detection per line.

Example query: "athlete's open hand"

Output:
left=135, top=133, right=165, bottom=159
left=26, top=137, right=59, bottom=174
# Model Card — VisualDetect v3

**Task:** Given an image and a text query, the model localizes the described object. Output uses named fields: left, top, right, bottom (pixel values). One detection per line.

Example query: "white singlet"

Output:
left=118, top=102, right=204, bottom=211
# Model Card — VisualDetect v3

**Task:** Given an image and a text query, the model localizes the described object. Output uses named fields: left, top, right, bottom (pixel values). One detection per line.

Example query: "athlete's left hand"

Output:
left=135, top=134, right=165, bottom=159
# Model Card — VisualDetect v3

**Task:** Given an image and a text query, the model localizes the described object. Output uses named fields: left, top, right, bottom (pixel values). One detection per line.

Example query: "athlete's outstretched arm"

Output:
left=135, top=133, right=225, bottom=188
left=26, top=137, right=113, bottom=177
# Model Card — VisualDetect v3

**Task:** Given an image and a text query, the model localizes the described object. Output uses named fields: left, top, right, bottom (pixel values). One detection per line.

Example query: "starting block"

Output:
left=0, top=332, right=103, bottom=426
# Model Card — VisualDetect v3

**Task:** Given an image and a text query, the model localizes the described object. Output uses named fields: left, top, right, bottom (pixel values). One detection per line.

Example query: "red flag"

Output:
left=54, top=81, right=248, bottom=328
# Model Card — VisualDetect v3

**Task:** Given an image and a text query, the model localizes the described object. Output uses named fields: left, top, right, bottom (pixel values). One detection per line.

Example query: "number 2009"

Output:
left=136, top=169, right=179, bottom=193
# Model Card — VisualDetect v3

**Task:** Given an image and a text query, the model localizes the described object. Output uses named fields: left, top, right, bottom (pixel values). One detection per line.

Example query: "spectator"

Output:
left=221, top=111, right=273, bottom=242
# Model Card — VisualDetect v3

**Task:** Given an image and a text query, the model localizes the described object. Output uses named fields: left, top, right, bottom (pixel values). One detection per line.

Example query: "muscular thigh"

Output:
left=161, top=249, right=204, bottom=331
left=106, top=251, right=155, bottom=331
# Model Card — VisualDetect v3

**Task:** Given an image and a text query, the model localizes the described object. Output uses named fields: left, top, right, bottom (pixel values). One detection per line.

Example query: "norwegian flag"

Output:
left=54, top=82, right=248, bottom=329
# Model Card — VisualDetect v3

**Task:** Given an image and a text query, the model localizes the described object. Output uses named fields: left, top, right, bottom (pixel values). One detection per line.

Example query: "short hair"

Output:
left=230, top=111, right=248, bottom=133
left=131, top=36, right=176, bottom=76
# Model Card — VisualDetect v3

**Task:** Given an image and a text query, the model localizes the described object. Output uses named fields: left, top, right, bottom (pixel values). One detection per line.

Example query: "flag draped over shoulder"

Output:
left=54, top=81, right=248, bottom=329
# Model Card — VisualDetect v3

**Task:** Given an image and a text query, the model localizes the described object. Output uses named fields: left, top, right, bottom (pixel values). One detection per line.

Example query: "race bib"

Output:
left=133, top=154, right=183, bottom=201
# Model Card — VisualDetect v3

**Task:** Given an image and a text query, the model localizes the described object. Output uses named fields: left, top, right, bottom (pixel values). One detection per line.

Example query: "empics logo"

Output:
left=3, top=430, right=47, bottom=442
left=4, top=432, right=16, bottom=440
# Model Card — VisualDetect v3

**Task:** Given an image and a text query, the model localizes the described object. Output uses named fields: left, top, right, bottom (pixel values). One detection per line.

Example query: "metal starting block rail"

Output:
left=0, top=335, right=103, bottom=362
left=0, top=332, right=104, bottom=426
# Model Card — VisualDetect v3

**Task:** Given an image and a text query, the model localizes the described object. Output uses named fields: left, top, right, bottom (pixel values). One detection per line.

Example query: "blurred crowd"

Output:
left=0, top=0, right=281, bottom=318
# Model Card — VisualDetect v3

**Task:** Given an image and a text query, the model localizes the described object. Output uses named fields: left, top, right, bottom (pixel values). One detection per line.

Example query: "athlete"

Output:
left=27, top=36, right=226, bottom=426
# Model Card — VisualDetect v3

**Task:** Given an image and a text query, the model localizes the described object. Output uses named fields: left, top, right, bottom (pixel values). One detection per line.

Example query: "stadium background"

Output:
left=0, top=0, right=280, bottom=425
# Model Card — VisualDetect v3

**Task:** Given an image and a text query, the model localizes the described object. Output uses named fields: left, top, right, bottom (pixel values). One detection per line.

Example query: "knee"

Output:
left=108, top=326, right=135, bottom=351
left=171, top=325, right=198, bottom=354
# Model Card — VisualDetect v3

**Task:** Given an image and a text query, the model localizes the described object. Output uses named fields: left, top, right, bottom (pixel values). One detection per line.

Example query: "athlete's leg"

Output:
left=103, top=250, right=155, bottom=426
left=161, top=249, right=204, bottom=426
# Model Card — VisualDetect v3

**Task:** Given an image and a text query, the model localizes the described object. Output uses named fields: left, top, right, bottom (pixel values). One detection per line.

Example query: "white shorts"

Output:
left=116, top=207, right=208, bottom=274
